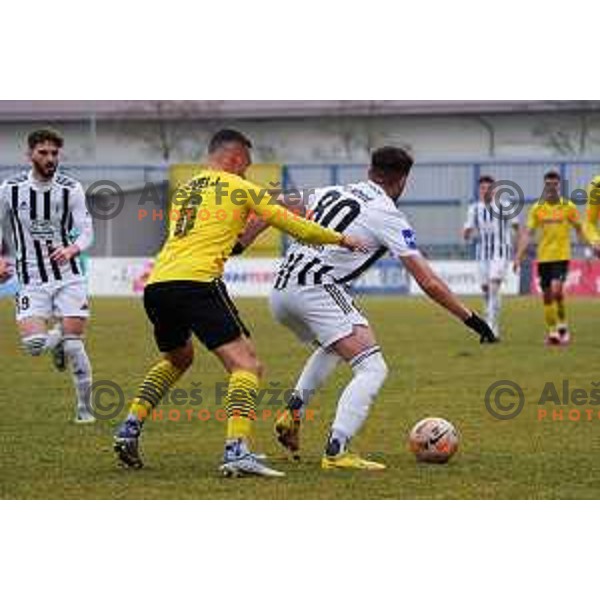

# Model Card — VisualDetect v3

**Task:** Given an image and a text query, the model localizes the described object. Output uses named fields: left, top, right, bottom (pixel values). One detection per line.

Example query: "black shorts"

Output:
left=538, top=260, right=569, bottom=291
left=143, top=280, right=250, bottom=352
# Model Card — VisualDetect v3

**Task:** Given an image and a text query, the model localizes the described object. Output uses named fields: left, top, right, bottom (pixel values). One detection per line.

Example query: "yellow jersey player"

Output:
left=584, top=174, right=600, bottom=254
left=514, top=171, right=587, bottom=346
left=113, top=129, right=367, bottom=477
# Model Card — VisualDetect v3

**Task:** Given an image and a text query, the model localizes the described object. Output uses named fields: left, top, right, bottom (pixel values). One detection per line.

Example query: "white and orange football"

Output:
left=408, top=418, right=459, bottom=464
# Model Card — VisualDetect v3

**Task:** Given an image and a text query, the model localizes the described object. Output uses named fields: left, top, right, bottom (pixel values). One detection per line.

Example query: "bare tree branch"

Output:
left=114, top=101, right=226, bottom=162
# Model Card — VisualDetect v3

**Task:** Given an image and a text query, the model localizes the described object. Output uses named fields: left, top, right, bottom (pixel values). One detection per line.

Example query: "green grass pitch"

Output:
left=1, top=295, right=599, bottom=499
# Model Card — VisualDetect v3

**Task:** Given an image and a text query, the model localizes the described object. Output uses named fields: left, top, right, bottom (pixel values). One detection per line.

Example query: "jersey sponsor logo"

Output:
left=29, top=220, right=57, bottom=240
left=402, top=228, right=417, bottom=250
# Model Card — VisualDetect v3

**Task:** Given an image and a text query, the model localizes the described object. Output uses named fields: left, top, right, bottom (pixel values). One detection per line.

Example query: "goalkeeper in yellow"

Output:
left=515, top=171, right=588, bottom=346
left=113, top=129, right=367, bottom=477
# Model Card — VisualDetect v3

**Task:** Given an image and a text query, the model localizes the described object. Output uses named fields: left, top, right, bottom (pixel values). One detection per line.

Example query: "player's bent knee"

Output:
left=180, top=355, right=194, bottom=371
left=164, top=343, right=194, bottom=372
left=255, top=359, right=265, bottom=379
left=63, top=336, right=85, bottom=355
left=22, top=334, right=48, bottom=356
left=352, top=348, right=388, bottom=384
left=170, top=353, right=194, bottom=372
left=235, top=356, right=263, bottom=378
left=347, top=350, right=388, bottom=416
left=369, top=353, right=389, bottom=385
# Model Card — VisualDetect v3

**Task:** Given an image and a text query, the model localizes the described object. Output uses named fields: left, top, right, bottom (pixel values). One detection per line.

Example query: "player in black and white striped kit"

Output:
left=0, top=129, right=95, bottom=423
left=234, top=147, right=497, bottom=470
left=463, top=175, right=520, bottom=339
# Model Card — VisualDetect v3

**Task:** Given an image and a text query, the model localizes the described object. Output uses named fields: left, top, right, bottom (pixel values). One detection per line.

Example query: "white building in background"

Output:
left=0, top=100, right=600, bottom=165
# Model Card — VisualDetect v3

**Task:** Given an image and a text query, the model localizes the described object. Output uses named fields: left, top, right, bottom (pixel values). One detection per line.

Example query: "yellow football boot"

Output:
left=321, top=452, right=386, bottom=471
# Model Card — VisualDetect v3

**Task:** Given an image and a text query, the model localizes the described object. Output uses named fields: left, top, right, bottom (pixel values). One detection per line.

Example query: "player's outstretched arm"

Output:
left=231, top=214, right=270, bottom=255
left=236, top=177, right=369, bottom=252
left=401, top=254, right=496, bottom=343
left=251, top=193, right=367, bottom=251
left=232, top=192, right=316, bottom=255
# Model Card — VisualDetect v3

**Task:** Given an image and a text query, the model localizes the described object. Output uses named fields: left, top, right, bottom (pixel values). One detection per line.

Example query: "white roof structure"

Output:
left=0, top=100, right=598, bottom=121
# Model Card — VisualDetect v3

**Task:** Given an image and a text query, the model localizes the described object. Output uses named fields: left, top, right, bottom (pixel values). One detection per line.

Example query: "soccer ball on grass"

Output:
left=408, top=417, right=459, bottom=464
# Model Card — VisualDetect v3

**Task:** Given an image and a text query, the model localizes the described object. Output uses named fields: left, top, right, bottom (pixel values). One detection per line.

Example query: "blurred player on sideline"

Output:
left=235, top=147, right=497, bottom=470
left=113, top=129, right=368, bottom=477
left=0, top=129, right=95, bottom=422
left=515, top=171, right=589, bottom=346
left=584, top=174, right=600, bottom=255
left=463, top=175, right=520, bottom=339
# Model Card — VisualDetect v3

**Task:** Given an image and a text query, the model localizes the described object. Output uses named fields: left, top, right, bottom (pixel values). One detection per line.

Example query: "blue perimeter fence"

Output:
left=2, top=158, right=599, bottom=297
left=1, top=158, right=599, bottom=257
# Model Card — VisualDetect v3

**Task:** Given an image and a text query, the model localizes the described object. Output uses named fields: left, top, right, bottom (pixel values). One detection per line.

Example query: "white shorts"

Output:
left=15, top=279, right=90, bottom=322
left=478, top=260, right=509, bottom=285
left=269, top=283, right=369, bottom=348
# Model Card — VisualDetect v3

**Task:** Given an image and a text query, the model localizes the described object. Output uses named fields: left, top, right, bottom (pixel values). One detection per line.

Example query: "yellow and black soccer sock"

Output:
left=543, top=302, right=558, bottom=332
left=129, top=359, right=186, bottom=422
left=225, top=370, right=259, bottom=441
left=556, top=298, right=567, bottom=327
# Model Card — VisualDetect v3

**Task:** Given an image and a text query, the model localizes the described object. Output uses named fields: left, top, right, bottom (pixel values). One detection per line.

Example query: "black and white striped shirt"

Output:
left=464, top=201, right=518, bottom=261
left=0, top=170, right=93, bottom=286
left=274, top=181, right=419, bottom=290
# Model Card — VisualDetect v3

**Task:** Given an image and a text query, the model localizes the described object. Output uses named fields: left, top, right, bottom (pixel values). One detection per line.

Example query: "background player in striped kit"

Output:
left=463, top=175, right=520, bottom=339
left=235, top=147, right=497, bottom=470
left=0, top=129, right=95, bottom=422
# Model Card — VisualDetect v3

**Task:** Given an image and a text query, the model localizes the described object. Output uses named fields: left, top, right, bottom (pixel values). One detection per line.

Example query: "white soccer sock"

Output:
left=330, top=347, right=388, bottom=448
left=294, top=346, right=342, bottom=411
left=484, top=287, right=492, bottom=327
left=21, top=334, right=49, bottom=356
left=64, top=337, right=92, bottom=411
left=487, top=283, right=501, bottom=334
left=21, top=326, right=62, bottom=356
left=45, top=325, right=62, bottom=351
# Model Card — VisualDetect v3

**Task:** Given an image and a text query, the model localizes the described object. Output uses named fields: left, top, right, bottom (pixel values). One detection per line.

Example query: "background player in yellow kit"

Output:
left=515, top=171, right=587, bottom=345
left=584, top=174, right=600, bottom=255
left=113, top=129, right=367, bottom=477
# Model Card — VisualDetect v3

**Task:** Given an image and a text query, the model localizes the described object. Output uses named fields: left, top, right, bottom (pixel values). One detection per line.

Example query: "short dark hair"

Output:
left=27, top=128, right=64, bottom=150
left=208, top=129, right=252, bottom=154
left=544, top=170, right=561, bottom=181
left=479, top=175, right=495, bottom=185
left=370, top=146, right=414, bottom=178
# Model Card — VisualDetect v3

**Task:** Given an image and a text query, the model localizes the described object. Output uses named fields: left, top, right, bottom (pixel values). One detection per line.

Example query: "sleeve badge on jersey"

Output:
left=402, top=228, right=418, bottom=250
